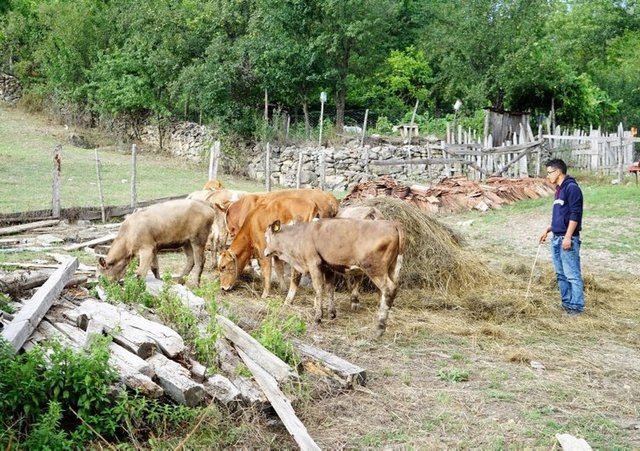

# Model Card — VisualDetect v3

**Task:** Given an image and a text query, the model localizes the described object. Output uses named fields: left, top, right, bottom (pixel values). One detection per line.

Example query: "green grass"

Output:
left=0, top=104, right=266, bottom=214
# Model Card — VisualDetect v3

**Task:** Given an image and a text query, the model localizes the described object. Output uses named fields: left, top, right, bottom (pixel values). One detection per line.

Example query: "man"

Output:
left=539, top=159, right=585, bottom=314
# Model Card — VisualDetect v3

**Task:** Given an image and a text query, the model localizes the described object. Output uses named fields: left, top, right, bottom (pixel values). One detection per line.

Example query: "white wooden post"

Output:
left=94, top=149, right=106, bottom=223
left=319, top=150, right=325, bottom=191
left=130, top=144, right=137, bottom=209
left=51, top=145, right=62, bottom=218
left=208, top=142, right=215, bottom=180
left=407, top=100, right=419, bottom=145
left=618, top=123, right=624, bottom=183
left=211, top=140, right=221, bottom=180
left=286, top=115, right=291, bottom=141
left=318, top=93, right=326, bottom=147
left=296, top=150, right=303, bottom=189
left=265, top=143, right=271, bottom=192
left=360, top=108, right=369, bottom=148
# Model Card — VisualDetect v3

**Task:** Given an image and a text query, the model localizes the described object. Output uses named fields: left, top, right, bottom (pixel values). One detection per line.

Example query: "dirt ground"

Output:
left=3, top=200, right=638, bottom=449
left=205, top=204, right=639, bottom=449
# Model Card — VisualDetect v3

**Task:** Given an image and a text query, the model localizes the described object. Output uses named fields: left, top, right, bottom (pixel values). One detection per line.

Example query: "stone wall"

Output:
left=247, top=141, right=446, bottom=191
left=0, top=73, right=22, bottom=103
left=139, top=121, right=212, bottom=162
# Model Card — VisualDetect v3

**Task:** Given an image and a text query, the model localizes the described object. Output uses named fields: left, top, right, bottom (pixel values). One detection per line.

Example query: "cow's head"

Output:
left=97, top=256, right=129, bottom=281
left=217, top=249, right=239, bottom=291
left=264, top=220, right=282, bottom=258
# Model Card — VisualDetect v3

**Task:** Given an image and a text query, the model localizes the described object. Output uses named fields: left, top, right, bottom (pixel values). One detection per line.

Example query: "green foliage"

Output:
left=252, top=300, right=306, bottom=367
left=437, top=368, right=470, bottom=383
left=97, top=261, right=154, bottom=307
left=0, top=292, right=15, bottom=313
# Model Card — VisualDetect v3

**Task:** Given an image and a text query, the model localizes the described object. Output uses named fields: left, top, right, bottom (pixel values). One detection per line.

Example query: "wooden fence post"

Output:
left=210, top=140, right=221, bottom=180
left=319, top=150, right=326, bottom=191
left=94, top=149, right=106, bottom=223
left=296, top=150, right=303, bottom=189
left=618, top=123, right=624, bottom=184
left=408, top=100, right=419, bottom=146
left=52, top=144, right=61, bottom=218
left=265, top=143, right=271, bottom=192
left=360, top=109, right=369, bottom=148
left=130, top=144, right=138, bottom=209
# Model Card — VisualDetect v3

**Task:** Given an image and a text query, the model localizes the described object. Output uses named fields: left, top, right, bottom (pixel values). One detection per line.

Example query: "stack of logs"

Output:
left=342, top=175, right=555, bottom=213
left=1, top=258, right=366, bottom=450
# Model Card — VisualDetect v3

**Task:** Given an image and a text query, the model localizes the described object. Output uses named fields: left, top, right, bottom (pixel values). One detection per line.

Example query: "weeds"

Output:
left=251, top=299, right=306, bottom=367
left=96, top=261, right=154, bottom=307
left=0, top=292, right=15, bottom=313
left=436, top=368, right=470, bottom=383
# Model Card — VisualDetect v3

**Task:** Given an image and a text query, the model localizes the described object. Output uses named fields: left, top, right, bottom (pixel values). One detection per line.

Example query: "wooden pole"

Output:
left=52, top=145, right=62, bottom=218
left=211, top=140, right=220, bottom=180
left=618, top=123, right=624, bottom=184
left=130, top=144, right=137, bottom=209
left=407, top=100, right=419, bottom=145
left=94, top=149, right=106, bottom=223
left=296, top=151, right=303, bottom=189
left=318, top=99, right=325, bottom=147
left=319, top=150, right=325, bottom=191
left=286, top=115, right=291, bottom=142
left=265, top=143, right=271, bottom=192
left=208, top=142, right=215, bottom=180
left=360, top=108, right=369, bottom=148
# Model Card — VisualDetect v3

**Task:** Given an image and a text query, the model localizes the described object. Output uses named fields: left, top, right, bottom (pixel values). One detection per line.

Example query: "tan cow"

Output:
left=217, top=197, right=321, bottom=298
left=336, top=206, right=385, bottom=220
left=225, top=189, right=339, bottom=238
left=186, top=188, right=247, bottom=263
left=264, top=218, right=405, bottom=337
left=203, top=179, right=224, bottom=190
left=98, top=199, right=215, bottom=287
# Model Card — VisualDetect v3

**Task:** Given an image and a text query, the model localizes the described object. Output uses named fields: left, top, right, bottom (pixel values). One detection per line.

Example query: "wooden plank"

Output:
left=2, top=258, right=78, bottom=352
left=237, top=348, right=320, bottom=451
left=147, top=353, right=206, bottom=407
left=63, top=233, right=117, bottom=251
left=214, top=338, right=267, bottom=406
left=216, top=314, right=298, bottom=384
left=204, top=374, right=243, bottom=408
left=292, top=340, right=367, bottom=386
left=0, top=220, right=60, bottom=237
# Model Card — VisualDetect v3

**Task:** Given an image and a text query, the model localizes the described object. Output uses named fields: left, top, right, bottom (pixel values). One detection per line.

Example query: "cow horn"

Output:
left=98, top=256, right=106, bottom=268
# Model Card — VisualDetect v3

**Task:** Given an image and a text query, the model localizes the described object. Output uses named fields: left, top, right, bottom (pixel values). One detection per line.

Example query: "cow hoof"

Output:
left=350, top=302, right=360, bottom=311
left=329, top=310, right=336, bottom=320
left=374, top=326, right=385, bottom=339
left=261, top=292, right=269, bottom=299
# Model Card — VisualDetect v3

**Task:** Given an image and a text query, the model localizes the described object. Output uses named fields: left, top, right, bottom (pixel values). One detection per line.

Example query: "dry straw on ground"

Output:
left=348, top=196, right=492, bottom=292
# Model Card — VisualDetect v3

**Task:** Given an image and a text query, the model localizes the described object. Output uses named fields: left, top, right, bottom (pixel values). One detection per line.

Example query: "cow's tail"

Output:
left=393, top=223, right=406, bottom=283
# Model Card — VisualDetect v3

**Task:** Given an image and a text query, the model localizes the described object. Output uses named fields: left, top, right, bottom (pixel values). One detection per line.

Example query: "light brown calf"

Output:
left=98, top=199, right=215, bottom=287
left=264, top=218, right=405, bottom=337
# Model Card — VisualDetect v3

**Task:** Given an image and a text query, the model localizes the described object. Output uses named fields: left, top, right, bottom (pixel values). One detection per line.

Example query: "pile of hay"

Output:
left=347, top=197, right=492, bottom=292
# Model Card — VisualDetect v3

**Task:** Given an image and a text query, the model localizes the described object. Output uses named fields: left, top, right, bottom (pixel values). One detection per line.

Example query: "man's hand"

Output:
left=539, top=228, right=550, bottom=244
left=562, top=236, right=572, bottom=250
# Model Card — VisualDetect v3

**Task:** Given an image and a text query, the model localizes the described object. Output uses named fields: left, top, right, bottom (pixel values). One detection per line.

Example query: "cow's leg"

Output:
left=320, top=268, right=337, bottom=319
left=309, top=265, right=325, bottom=324
left=136, top=248, right=155, bottom=279
left=151, top=253, right=160, bottom=279
left=178, top=244, right=195, bottom=284
left=258, top=256, right=272, bottom=298
left=190, top=242, right=206, bottom=287
left=369, top=272, right=397, bottom=338
left=273, top=257, right=287, bottom=291
left=285, top=270, right=302, bottom=304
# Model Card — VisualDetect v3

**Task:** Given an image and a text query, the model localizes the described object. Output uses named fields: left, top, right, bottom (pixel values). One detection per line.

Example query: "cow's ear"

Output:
left=271, top=220, right=281, bottom=233
left=98, top=257, right=106, bottom=268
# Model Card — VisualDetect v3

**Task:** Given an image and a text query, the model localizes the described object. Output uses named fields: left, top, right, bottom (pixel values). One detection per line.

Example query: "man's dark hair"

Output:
left=545, top=158, right=567, bottom=174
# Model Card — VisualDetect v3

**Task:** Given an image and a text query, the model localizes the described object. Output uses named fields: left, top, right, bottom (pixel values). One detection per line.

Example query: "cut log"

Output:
left=237, top=348, right=320, bottom=451
left=2, top=258, right=79, bottom=352
left=215, top=338, right=267, bottom=406
left=72, top=299, right=184, bottom=358
left=63, top=233, right=117, bottom=251
left=147, top=353, right=206, bottom=407
left=203, top=374, right=243, bottom=408
left=217, top=314, right=298, bottom=383
left=145, top=276, right=205, bottom=316
left=188, top=358, right=208, bottom=382
left=292, top=339, right=366, bottom=386
left=0, top=220, right=60, bottom=237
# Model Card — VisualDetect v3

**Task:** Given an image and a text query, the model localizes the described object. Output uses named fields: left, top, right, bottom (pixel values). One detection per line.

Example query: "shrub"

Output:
left=252, top=300, right=306, bottom=366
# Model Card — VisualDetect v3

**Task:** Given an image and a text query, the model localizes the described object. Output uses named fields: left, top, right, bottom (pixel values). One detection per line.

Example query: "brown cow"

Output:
left=217, top=197, right=321, bottom=298
left=98, top=199, right=215, bottom=287
left=264, top=218, right=405, bottom=337
left=202, top=179, right=224, bottom=190
left=186, top=189, right=247, bottom=263
left=225, top=189, right=338, bottom=238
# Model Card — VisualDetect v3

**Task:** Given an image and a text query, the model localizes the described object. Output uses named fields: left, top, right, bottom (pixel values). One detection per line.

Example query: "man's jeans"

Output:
left=551, top=235, right=585, bottom=313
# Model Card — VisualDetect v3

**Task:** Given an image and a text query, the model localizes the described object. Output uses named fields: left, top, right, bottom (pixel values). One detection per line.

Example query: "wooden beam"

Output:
left=2, top=258, right=78, bottom=352
left=292, top=340, right=366, bottom=386
left=237, top=348, right=320, bottom=451
left=62, top=233, right=117, bottom=251
left=0, top=219, right=60, bottom=237
left=216, top=314, right=298, bottom=384
left=147, top=353, right=206, bottom=407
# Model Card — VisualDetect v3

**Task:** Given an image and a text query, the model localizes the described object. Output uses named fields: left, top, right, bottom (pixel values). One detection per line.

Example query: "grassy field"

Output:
left=1, top=104, right=639, bottom=449
left=0, top=103, right=265, bottom=214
